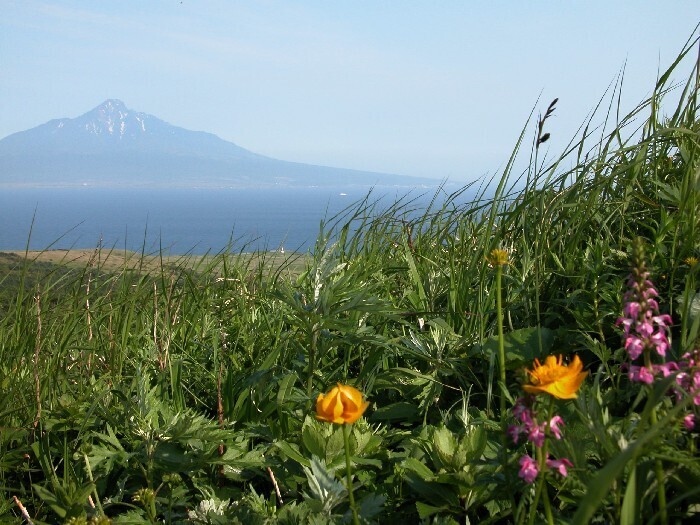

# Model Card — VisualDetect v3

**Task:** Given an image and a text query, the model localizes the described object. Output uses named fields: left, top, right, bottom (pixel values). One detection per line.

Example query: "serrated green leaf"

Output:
left=325, top=425, right=345, bottom=461
left=433, top=426, right=457, bottom=466
left=357, top=493, right=386, bottom=520
left=302, top=421, right=327, bottom=459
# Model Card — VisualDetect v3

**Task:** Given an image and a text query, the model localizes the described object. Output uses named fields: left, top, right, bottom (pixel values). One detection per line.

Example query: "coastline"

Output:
left=0, top=248, right=305, bottom=273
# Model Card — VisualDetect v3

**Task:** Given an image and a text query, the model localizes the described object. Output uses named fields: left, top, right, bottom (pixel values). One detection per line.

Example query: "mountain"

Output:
left=0, top=100, right=435, bottom=188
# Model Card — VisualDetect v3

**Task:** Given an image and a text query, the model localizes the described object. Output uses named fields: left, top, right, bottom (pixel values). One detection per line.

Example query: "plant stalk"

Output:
left=343, top=423, right=360, bottom=525
left=496, top=264, right=506, bottom=419
left=642, top=348, right=668, bottom=525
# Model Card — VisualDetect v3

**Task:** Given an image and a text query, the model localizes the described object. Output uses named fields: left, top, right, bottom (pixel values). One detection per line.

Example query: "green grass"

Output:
left=1, top=33, right=699, bottom=524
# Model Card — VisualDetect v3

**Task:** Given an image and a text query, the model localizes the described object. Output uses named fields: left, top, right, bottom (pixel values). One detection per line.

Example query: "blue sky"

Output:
left=1, top=1, right=698, bottom=181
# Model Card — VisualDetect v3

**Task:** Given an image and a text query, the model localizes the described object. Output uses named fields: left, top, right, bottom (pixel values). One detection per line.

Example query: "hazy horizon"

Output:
left=2, top=1, right=698, bottom=181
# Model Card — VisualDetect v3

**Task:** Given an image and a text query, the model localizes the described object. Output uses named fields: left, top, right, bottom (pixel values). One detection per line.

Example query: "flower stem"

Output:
left=528, top=448, right=545, bottom=525
left=343, top=423, right=360, bottom=525
left=496, top=263, right=506, bottom=419
left=528, top=399, right=554, bottom=525
left=495, top=263, right=518, bottom=518
left=307, top=326, right=318, bottom=400
left=644, top=351, right=668, bottom=525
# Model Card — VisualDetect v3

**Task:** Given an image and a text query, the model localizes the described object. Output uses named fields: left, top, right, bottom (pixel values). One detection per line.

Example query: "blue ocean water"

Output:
left=0, top=186, right=464, bottom=255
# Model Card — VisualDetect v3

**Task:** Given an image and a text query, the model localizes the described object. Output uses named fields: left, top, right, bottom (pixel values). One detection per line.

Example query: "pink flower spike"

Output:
left=549, top=415, right=565, bottom=440
left=518, top=455, right=539, bottom=484
left=546, top=457, right=573, bottom=477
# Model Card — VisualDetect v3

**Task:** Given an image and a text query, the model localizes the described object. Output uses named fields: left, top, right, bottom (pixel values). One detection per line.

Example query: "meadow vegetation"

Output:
left=1, top=35, right=699, bottom=524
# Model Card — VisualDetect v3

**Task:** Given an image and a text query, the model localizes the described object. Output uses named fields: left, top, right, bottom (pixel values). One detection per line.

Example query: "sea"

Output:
left=0, top=185, right=472, bottom=255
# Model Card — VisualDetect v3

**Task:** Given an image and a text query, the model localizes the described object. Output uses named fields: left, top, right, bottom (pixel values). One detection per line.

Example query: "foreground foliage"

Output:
left=1, top=35, right=700, bottom=524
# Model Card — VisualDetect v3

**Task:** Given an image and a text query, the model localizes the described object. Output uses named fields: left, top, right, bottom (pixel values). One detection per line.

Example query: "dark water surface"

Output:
left=0, top=186, right=459, bottom=254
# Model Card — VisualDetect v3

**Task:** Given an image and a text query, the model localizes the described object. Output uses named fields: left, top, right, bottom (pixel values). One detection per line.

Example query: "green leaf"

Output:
left=111, top=508, right=150, bottom=524
left=620, top=465, right=639, bottom=525
left=154, top=441, right=201, bottom=472
left=303, top=456, right=346, bottom=513
left=357, top=493, right=386, bottom=520
left=275, top=440, right=310, bottom=467
left=433, top=426, right=457, bottom=466
left=30, top=484, right=68, bottom=520
left=276, top=372, right=299, bottom=416
left=302, top=420, right=327, bottom=459
left=416, top=501, right=448, bottom=519
left=475, top=327, right=555, bottom=368
left=325, top=425, right=345, bottom=462
left=369, top=402, right=420, bottom=423
left=571, top=381, right=693, bottom=525
left=454, top=426, right=486, bottom=468
left=402, top=457, right=435, bottom=480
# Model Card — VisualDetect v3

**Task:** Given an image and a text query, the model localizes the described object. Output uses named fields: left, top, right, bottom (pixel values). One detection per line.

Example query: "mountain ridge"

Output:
left=0, top=100, right=436, bottom=188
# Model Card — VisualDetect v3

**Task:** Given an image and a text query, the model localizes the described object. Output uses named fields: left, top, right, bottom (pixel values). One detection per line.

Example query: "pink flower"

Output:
left=624, top=302, right=641, bottom=319
left=674, top=353, right=700, bottom=406
left=508, top=425, right=522, bottom=444
left=527, top=423, right=546, bottom=448
left=624, top=336, right=644, bottom=360
left=653, top=361, right=679, bottom=377
left=616, top=317, right=633, bottom=336
left=618, top=257, right=675, bottom=385
left=683, top=414, right=696, bottom=431
left=650, top=331, right=669, bottom=356
left=549, top=415, right=565, bottom=440
left=643, top=282, right=658, bottom=296
left=518, top=455, right=539, bottom=484
left=629, top=365, right=655, bottom=384
left=636, top=321, right=654, bottom=338
left=510, top=396, right=567, bottom=448
left=652, top=314, right=673, bottom=329
left=512, top=399, right=533, bottom=425
left=546, top=457, right=573, bottom=477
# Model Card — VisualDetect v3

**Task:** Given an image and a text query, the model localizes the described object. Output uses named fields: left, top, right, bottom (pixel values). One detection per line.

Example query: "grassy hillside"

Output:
left=1, top=36, right=699, bottom=524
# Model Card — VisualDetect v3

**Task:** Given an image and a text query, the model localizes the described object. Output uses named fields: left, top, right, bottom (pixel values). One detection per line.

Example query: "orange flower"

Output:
left=316, top=384, right=369, bottom=424
left=523, top=355, right=588, bottom=399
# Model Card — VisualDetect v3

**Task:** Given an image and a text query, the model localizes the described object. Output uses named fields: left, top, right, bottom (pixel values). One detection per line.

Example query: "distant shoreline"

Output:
left=0, top=181, right=447, bottom=190
left=0, top=248, right=303, bottom=273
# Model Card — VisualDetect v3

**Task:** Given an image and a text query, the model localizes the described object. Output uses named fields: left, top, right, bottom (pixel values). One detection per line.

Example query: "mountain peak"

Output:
left=0, top=100, right=424, bottom=188
left=90, top=99, right=131, bottom=118
left=94, top=99, right=128, bottom=113
left=81, top=99, right=148, bottom=138
left=0, top=98, right=260, bottom=161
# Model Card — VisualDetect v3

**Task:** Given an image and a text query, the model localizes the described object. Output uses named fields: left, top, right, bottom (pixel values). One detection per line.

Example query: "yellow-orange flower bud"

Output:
left=488, top=249, right=510, bottom=266
left=316, top=384, right=369, bottom=424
